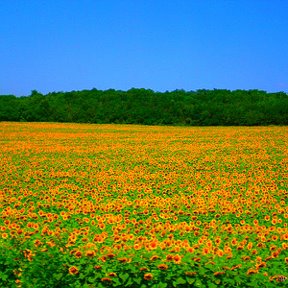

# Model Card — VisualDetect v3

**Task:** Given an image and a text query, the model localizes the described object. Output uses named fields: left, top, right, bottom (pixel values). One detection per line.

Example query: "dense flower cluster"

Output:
left=0, top=123, right=287, bottom=286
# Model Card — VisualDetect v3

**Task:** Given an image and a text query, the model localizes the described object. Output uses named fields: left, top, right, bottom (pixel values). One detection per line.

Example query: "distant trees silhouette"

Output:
left=0, top=88, right=287, bottom=125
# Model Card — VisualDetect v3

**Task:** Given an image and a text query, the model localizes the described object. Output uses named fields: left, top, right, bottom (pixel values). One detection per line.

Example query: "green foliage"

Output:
left=0, top=246, right=20, bottom=287
left=0, top=88, right=287, bottom=125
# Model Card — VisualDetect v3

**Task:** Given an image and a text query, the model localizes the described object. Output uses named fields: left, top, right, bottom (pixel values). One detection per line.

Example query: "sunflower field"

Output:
left=0, top=122, right=287, bottom=287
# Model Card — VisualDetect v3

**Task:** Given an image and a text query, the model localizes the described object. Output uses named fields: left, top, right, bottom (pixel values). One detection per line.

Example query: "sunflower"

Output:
left=68, top=266, right=79, bottom=275
left=173, top=254, right=182, bottom=264
left=144, top=273, right=153, bottom=280
left=157, top=263, right=168, bottom=270
left=101, top=277, right=112, bottom=282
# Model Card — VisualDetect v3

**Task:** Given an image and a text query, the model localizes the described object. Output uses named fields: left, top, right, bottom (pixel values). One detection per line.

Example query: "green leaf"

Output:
left=120, top=272, right=130, bottom=283
left=79, top=273, right=87, bottom=280
left=0, top=272, right=8, bottom=281
left=87, top=276, right=95, bottom=283
left=113, top=278, right=122, bottom=286
left=79, top=258, right=87, bottom=265
left=175, top=277, right=186, bottom=285
left=134, top=277, right=142, bottom=285
left=86, top=264, right=94, bottom=273
left=53, top=273, right=63, bottom=281
left=195, top=279, right=203, bottom=287
left=198, top=267, right=206, bottom=276
left=186, top=277, right=195, bottom=285
left=125, top=278, right=134, bottom=287
left=208, top=282, right=218, bottom=288
left=235, top=276, right=242, bottom=283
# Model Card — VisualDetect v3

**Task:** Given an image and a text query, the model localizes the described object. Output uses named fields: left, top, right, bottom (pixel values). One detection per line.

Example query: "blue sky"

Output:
left=1, top=0, right=288, bottom=96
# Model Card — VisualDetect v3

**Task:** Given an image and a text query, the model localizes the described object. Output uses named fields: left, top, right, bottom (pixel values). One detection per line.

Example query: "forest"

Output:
left=0, top=88, right=287, bottom=126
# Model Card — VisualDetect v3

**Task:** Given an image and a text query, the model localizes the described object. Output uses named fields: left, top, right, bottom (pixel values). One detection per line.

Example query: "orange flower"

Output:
left=144, top=273, right=153, bottom=280
left=257, top=242, right=265, bottom=248
left=1, top=233, right=8, bottom=239
left=47, top=240, right=55, bottom=247
left=231, top=238, right=237, bottom=246
left=265, top=256, right=273, bottom=262
left=140, top=267, right=148, bottom=271
left=106, top=253, right=115, bottom=259
left=251, top=249, right=258, bottom=255
left=214, top=236, right=220, bottom=245
left=256, top=262, right=266, bottom=269
left=270, top=275, right=288, bottom=282
left=68, top=266, right=79, bottom=275
left=269, top=244, right=277, bottom=251
left=224, top=246, right=232, bottom=254
left=134, top=243, right=142, bottom=250
left=271, top=235, right=278, bottom=241
left=74, top=250, right=82, bottom=258
left=34, top=239, right=42, bottom=247
left=157, top=264, right=168, bottom=270
left=282, top=233, right=288, bottom=241
left=217, top=249, right=224, bottom=257
left=247, top=268, right=258, bottom=275
left=271, top=250, right=280, bottom=258
left=231, top=264, right=241, bottom=271
left=101, top=277, right=112, bottom=282
left=85, top=250, right=96, bottom=257
left=186, top=247, right=195, bottom=253
left=173, top=254, right=182, bottom=264
left=99, top=256, right=107, bottom=262
left=271, top=219, right=277, bottom=225
left=253, top=219, right=259, bottom=226
left=247, top=242, right=253, bottom=250
left=166, top=254, right=174, bottom=261
left=214, top=271, right=225, bottom=276
left=276, top=276, right=287, bottom=282
left=16, top=229, right=23, bottom=235
left=150, top=240, right=158, bottom=250
left=202, top=247, right=210, bottom=255
left=117, top=257, right=131, bottom=263
left=150, top=255, right=160, bottom=261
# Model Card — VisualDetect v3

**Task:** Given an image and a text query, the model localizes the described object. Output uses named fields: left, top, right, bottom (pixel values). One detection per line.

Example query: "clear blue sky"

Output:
left=1, top=0, right=288, bottom=96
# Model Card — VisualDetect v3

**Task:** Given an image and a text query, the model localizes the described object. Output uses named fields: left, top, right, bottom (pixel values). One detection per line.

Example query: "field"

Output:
left=0, top=122, right=287, bottom=287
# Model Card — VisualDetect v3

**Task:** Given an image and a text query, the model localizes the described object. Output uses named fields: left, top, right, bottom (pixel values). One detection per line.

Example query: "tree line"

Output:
left=0, top=88, right=287, bottom=125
